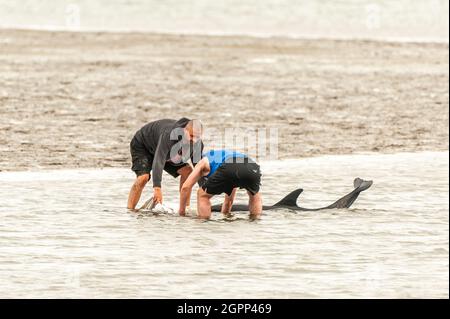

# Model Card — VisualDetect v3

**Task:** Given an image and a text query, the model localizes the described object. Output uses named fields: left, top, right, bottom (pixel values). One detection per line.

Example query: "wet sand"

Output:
left=0, top=29, right=448, bottom=171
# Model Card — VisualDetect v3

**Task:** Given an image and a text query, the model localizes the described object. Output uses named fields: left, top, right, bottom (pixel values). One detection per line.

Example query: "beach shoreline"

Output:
left=2, top=26, right=449, bottom=45
left=0, top=29, right=448, bottom=171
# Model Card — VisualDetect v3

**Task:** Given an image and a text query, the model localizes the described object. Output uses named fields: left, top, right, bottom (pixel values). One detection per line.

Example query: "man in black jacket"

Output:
left=127, top=118, right=203, bottom=210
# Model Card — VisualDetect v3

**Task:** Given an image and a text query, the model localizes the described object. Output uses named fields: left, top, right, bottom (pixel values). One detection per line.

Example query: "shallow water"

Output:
left=0, top=0, right=448, bottom=42
left=0, top=151, right=448, bottom=298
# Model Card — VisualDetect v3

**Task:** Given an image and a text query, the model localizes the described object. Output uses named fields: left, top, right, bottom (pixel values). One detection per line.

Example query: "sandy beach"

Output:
left=0, top=29, right=448, bottom=171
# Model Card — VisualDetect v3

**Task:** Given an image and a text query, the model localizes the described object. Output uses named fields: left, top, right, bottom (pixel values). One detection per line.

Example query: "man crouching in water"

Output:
left=178, top=149, right=262, bottom=219
left=127, top=118, right=203, bottom=210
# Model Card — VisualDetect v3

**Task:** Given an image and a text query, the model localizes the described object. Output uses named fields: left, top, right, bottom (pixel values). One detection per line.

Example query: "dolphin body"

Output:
left=211, top=178, right=373, bottom=212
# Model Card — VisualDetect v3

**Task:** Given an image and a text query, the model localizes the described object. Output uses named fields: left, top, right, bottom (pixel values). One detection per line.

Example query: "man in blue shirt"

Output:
left=178, top=149, right=262, bottom=219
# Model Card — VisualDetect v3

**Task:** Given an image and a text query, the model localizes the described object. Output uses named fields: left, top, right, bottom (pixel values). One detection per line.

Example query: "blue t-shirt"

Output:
left=204, top=149, right=247, bottom=177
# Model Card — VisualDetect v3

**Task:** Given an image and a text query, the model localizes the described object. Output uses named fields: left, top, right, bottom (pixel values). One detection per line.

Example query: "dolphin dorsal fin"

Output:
left=274, top=188, right=303, bottom=207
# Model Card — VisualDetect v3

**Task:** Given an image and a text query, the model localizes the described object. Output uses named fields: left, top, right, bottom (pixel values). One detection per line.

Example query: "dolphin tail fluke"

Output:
left=354, top=177, right=372, bottom=191
left=273, top=188, right=303, bottom=207
left=325, top=178, right=373, bottom=209
left=139, top=197, right=156, bottom=210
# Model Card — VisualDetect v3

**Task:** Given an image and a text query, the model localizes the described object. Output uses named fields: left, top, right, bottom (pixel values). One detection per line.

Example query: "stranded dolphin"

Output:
left=211, top=178, right=373, bottom=212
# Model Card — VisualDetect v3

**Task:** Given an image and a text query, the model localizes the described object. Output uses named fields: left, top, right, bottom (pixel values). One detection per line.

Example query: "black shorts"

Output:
left=202, top=157, right=261, bottom=196
left=130, top=137, right=187, bottom=178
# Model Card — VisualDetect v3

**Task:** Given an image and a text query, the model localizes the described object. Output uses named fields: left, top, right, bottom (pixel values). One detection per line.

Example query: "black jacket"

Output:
left=134, top=118, right=203, bottom=188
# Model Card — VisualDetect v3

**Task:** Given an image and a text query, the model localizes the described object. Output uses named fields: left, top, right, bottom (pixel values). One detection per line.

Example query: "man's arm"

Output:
left=190, top=140, right=204, bottom=167
left=152, top=134, right=171, bottom=203
left=221, top=188, right=237, bottom=215
left=179, top=158, right=209, bottom=215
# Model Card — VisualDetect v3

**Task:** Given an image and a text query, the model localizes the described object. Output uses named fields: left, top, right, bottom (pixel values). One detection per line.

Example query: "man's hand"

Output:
left=153, top=187, right=163, bottom=203
left=179, top=205, right=192, bottom=217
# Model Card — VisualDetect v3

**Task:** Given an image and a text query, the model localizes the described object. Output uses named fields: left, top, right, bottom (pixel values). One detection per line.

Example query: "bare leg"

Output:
left=177, top=165, right=193, bottom=207
left=197, top=188, right=213, bottom=219
left=127, top=174, right=150, bottom=209
left=221, top=188, right=237, bottom=216
left=248, top=191, right=262, bottom=219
